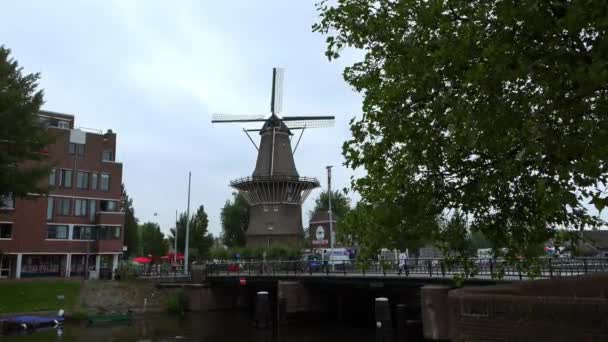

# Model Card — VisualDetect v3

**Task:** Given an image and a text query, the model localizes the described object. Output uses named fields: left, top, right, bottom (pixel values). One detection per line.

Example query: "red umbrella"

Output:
left=134, top=256, right=152, bottom=264
left=163, top=252, right=184, bottom=260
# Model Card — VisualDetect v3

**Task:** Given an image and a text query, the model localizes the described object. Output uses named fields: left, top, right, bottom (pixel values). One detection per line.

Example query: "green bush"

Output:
left=167, top=290, right=188, bottom=313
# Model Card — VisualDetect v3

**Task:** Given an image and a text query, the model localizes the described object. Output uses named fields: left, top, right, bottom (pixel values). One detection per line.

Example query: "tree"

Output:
left=0, top=46, right=55, bottom=201
left=220, top=192, right=248, bottom=247
left=309, top=190, right=352, bottom=221
left=122, top=184, right=139, bottom=257
left=314, top=1, right=608, bottom=261
left=140, top=222, right=168, bottom=257
left=168, top=205, right=214, bottom=260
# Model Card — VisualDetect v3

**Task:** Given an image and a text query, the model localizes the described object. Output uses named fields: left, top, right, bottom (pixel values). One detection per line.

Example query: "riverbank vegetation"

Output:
left=209, top=245, right=301, bottom=261
left=0, top=280, right=80, bottom=314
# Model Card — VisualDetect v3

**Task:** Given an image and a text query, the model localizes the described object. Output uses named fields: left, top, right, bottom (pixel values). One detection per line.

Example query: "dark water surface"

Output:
left=1, top=312, right=374, bottom=342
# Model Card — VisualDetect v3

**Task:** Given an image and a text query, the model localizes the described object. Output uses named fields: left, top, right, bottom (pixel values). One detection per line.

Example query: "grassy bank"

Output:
left=0, top=279, right=81, bottom=314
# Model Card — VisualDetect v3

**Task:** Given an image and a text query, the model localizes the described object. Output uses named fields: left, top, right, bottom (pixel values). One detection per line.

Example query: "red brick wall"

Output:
left=0, top=122, right=124, bottom=254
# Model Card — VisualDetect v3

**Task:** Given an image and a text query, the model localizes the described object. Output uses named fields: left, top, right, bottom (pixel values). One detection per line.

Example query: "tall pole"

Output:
left=174, top=209, right=178, bottom=264
left=327, top=166, right=334, bottom=265
left=184, top=172, right=192, bottom=274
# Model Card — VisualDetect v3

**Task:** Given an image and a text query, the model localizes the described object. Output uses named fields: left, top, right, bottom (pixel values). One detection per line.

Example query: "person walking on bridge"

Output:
left=398, top=251, right=408, bottom=275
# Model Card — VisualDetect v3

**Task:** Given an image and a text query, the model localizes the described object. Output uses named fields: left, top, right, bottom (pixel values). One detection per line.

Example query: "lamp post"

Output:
left=326, top=165, right=334, bottom=269
left=184, top=172, right=192, bottom=275
left=174, top=210, right=178, bottom=264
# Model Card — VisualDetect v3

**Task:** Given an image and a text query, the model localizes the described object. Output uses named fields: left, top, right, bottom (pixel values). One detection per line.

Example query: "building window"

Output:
left=74, top=199, right=88, bottom=216
left=263, top=205, right=269, bottom=212
left=100, top=200, right=118, bottom=212
left=266, top=223, right=274, bottom=231
left=98, top=226, right=121, bottom=240
left=57, top=198, right=71, bottom=216
left=0, top=193, right=14, bottom=209
left=273, top=205, right=279, bottom=212
left=89, top=200, right=96, bottom=222
left=0, top=223, right=12, bottom=239
left=60, top=169, right=72, bottom=188
left=46, top=225, right=68, bottom=239
left=91, top=173, right=98, bottom=190
left=49, top=168, right=56, bottom=186
left=76, top=171, right=89, bottom=189
left=58, top=121, right=69, bottom=129
left=69, top=143, right=85, bottom=156
left=46, top=197, right=54, bottom=220
left=102, top=150, right=114, bottom=162
left=100, top=174, right=110, bottom=191
left=73, top=226, right=95, bottom=240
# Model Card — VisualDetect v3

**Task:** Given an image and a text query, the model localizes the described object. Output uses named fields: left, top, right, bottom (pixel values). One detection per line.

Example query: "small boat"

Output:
left=87, top=311, right=133, bottom=325
left=1, top=310, right=64, bottom=333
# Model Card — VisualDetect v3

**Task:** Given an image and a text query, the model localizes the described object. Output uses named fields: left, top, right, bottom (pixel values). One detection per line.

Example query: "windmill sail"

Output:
left=271, top=68, right=284, bottom=115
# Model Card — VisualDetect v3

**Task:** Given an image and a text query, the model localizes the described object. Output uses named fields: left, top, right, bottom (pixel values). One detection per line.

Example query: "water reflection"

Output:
left=1, top=312, right=373, bottom=342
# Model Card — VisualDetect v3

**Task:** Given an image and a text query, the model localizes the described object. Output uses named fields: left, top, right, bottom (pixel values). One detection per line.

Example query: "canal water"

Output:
left=1, top=311, right=374, bottom=341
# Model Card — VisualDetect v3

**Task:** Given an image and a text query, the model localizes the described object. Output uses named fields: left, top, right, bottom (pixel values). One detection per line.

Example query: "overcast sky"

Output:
left=1, top=1, right=363, bottom=236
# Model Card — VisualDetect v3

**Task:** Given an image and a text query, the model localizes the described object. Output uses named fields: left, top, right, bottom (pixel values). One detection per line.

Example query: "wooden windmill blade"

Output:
left=282, top=115, right=335, bottom=129
left=271, top=67, right=284, bottom=115
left=211, top=113, right=268, bottom=123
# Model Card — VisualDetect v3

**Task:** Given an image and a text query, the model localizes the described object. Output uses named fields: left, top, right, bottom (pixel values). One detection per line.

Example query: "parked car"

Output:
left=302, top=254, right=322, bottom=272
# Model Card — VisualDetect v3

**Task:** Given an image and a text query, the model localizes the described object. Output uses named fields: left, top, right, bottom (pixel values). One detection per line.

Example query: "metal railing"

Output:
left=205, top=258, right=608, bottom=280
left=135, top=264, right=190, bottom=280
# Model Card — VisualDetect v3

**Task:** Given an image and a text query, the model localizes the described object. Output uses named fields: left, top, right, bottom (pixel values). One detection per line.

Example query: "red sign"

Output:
left=312, top=239, right=328, bottom=245
left=239, top=278, right=247, bottom=286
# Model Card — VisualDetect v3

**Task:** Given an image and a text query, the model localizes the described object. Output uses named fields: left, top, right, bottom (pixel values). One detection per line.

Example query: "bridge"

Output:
left=150, top=258, right=608, bottom=341
left=204, top=257, right=608, bottom=283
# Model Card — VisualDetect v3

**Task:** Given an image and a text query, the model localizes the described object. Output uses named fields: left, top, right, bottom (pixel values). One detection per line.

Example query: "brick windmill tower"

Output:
left=212, top=68, right=334, bottom=248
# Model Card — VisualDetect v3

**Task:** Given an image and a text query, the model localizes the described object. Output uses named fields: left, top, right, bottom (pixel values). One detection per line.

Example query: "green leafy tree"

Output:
left=309, top=190, right=352, bottom=221
left=220, top=192, right=248, bottom=247
left=314, top=1, right=608, bottom=261
left=121, top=184, right=139, bottom=257
left=0, top=46, right=55, bottom=200
left=168, top=205, right=214, bottom=260
left=140, top=222, right=168, bottom=257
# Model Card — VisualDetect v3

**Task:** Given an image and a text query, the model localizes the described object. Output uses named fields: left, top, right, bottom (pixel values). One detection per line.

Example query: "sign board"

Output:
left=315, top=226, right=325, bottom=240
left=69, top=129, right=86, bottom=144
left=239, top=278, right=247, bottom=286
left=312, top=239, right=328, bottom=245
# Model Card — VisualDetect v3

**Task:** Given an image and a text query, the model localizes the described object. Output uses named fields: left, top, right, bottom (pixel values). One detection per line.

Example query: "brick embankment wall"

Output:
left=448, top=273, right=608, bottom=341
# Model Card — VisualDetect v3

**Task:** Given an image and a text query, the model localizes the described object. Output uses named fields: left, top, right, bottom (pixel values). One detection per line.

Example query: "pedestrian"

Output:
left=398, top=251, right=408, bottom=275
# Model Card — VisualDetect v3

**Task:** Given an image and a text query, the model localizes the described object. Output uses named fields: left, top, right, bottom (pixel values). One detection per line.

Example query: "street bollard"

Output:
left=254, top=291, right=271, bottom=329
left=375, top=297, right=393, bottom=342
left=405, top=320, right=423, bottom=341
left=394, top=304, right=407, bottom=342
left=277, top=297, right=288, bottom=326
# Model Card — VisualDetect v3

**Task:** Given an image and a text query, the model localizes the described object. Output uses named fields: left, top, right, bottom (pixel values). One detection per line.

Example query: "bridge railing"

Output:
left=204, top=258, right=608, bottom=280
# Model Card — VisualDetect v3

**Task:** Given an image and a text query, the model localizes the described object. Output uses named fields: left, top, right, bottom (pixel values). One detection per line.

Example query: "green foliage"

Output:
left=220, top=192, right=249, bottom=247
left=115, top=262, right=138, bottom=281
left=208, top=245, right=301, bottom=260
left=122, top=184, right=139, bottom=257
left=209, top=247, right=230, bottom=260
left=314, top=0, right=608, bottom=262
left=139, top=222, right=168, bottom=257
left=168, top=205, right=214, bottom=261
left=0, top=46, right=55, bottom=198
left=309, top=189, right=352, bottom=220
left=167, top=290, right=188, bottom=313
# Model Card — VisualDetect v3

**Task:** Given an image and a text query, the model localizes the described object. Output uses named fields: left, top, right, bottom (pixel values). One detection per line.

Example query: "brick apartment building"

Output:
left=0, top=111, right=124, bottom=279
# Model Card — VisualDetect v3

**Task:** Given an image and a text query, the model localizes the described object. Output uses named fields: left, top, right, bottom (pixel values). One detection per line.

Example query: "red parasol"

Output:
left=161, top=252, right=184, bottom=260
left=133, top=256, right=152, bottom=264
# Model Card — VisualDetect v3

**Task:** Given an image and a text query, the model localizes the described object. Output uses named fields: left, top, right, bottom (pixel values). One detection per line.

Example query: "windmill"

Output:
left=212, top=68, right=335, bottom=248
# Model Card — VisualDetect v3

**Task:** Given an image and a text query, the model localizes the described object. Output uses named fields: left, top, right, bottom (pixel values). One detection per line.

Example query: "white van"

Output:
left=322, top=249, right=351, bottom=265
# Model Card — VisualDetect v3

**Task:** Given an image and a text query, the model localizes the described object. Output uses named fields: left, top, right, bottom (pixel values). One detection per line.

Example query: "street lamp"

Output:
left=326, top=165, right=334, bottom=269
